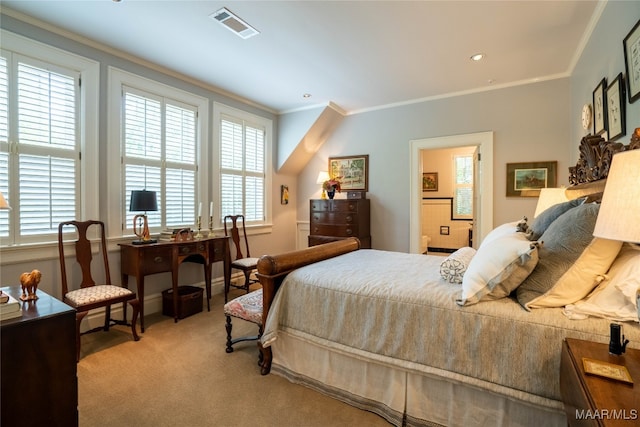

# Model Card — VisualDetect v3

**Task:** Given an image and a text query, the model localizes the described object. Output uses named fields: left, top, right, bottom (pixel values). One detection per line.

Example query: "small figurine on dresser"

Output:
left=19, top=269, right=41, bottom=301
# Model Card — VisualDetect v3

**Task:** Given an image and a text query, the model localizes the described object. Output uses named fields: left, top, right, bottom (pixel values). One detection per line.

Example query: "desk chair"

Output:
left=58, top=220, right=140, bottom=361
left=223, top=215, right=259, bottom=301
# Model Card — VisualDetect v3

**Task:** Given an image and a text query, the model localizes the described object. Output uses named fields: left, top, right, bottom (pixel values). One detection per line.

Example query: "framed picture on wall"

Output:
left=328, top=155, right=369, bottom=192
left=606, top=73, right=626, bottom=140
left=592, top=78, right=607, bottom=135
left=422, top=172, right=438, bottom=191
left=623, top=19, right=640, bottom=103
left=506, top=161, right=557, bottom=197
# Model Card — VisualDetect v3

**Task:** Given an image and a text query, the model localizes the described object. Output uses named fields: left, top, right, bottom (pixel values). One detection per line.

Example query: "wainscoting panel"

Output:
left=421, top=199, right=471, bottom=252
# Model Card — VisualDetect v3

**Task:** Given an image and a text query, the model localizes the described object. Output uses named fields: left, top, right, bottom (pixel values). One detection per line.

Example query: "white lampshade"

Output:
left=0, top=190, right=10, bottom=210
left=593, top=149, right=640, bottom=243
left=316, top=171, right=330, bottom=184
left=533, top=187, right=569, bottom=218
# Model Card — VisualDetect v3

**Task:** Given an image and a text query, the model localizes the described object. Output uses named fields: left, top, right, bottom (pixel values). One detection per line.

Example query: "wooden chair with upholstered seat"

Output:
left=223, top=287, right=263, bottom=364
left=58, top=220, right=140, bottom=361
left=223, top=214, right=260, bottom=302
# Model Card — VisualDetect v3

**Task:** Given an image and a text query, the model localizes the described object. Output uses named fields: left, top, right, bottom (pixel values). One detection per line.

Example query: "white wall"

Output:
left=295, top=78, right=572, bottom=252
left=570, top=1, right=640, bottom=163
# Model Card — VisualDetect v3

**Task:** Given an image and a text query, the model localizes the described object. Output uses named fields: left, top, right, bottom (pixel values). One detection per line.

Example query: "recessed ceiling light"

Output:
left=210, top=7, right=259, bottom=39
left=303, top=93, right=312, bottom=98
left=470, top=53, right=484, bottom=61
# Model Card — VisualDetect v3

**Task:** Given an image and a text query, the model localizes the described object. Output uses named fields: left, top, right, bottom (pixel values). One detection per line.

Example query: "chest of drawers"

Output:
left=309, top=199, right=371, bottom=248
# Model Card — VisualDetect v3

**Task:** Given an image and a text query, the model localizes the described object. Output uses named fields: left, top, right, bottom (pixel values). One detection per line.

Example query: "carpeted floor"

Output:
left=77, top=290, right=391, bottom=426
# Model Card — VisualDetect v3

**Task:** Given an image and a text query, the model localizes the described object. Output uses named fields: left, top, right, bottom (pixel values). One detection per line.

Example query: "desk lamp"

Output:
left=130, top=190, right=158, bottom=245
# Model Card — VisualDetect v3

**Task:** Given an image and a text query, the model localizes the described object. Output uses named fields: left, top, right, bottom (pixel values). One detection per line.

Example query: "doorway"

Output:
left=409, top=132, right=494, bottom=254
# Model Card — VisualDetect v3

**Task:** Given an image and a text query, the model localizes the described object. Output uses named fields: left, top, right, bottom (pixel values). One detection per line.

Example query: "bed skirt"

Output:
left=271, top=331, right=566, bottom=427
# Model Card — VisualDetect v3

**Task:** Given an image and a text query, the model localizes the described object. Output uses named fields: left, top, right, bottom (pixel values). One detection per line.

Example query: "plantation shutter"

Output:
left=0, top=55, right=79, bottom=239
left=220, top=115, right=265, bottom=222
left=454, top=155, right=473, bottom=218
left=122, top=87, right=197, bottom=231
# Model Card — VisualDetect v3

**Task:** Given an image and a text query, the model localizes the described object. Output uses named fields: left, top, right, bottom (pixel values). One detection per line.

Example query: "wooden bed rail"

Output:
left=256, top=237, right=361, bottom=374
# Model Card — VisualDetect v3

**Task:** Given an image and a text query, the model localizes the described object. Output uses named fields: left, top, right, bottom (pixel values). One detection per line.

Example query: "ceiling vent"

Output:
left=210, top=7, right=259, bottom=39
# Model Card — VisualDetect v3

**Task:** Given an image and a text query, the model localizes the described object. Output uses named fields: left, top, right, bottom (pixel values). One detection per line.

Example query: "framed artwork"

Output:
left=606, top=73, right=626, bottom=141
left=422, top=172, right=438, bottom=191
left=623, top=19, right=640, bottom=103
left=328, top=155, right=369, bottom=192
left=439, top=226, right=449, bottom=235
left=280, top=185, right=289, bottom=205
left=506, top=161, right=557, bottom=197
left=592, top=78, right=607, bottom=135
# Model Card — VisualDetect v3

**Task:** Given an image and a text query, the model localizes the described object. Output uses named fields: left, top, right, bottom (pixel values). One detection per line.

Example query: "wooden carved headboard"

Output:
left=566, top=127, right=640, bottom=199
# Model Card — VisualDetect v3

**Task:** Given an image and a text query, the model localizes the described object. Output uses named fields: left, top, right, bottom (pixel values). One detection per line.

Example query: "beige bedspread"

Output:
left=262, top=249, right=640, bottom=405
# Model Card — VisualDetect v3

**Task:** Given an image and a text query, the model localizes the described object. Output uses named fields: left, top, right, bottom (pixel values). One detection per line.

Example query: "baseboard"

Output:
left=80, top=274, right=237, bottom=332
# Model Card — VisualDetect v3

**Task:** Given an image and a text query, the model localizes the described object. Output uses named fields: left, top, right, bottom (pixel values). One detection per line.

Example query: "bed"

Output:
left=255, top=133, right=640, bottom=427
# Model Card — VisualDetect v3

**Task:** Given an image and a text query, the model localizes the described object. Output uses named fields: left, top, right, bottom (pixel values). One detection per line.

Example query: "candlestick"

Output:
left=207, top=216, right=214, bottom=238
left=194, top=215, right=203, bottom=239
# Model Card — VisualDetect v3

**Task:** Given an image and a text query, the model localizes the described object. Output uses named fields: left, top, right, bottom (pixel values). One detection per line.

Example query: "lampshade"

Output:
left=0, top=190, right=10, bottom=210
left=130, top=190, right=158, bottom=212
left=316, top=171, right=330, bottom=184
left=593, top=149, right=640, bottom=243
left=533, top=187, right=568, bottom=218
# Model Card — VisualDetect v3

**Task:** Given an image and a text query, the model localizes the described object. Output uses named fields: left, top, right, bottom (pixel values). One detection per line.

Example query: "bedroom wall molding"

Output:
left=409, top=131, right=494, bottom=254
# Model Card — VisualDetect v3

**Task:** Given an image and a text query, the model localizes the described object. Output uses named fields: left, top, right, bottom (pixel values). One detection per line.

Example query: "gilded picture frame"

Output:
left=422, top=172, right=438, bottom=192
left=328, top=155, right=369, bottom=192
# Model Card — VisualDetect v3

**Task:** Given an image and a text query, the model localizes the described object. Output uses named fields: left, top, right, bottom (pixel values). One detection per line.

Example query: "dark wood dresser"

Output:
left=560, top=338, right=639, bottom=427
left=1, top=286, right=78, bottom=427
left=309, top=199, right=371, bottom=248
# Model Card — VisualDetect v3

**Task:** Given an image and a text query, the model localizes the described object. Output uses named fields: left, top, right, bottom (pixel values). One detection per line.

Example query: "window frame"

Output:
left=107, top=67, right=209, bottom=240
left=452, top=153, right=474, bottom=220
left=212, top=102, right=272, bottom=231
left=0, top=30, right=98, bottom=260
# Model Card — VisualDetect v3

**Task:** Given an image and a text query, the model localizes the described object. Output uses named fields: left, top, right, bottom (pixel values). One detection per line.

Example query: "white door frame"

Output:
left=409, top=131, right=494, bottom=254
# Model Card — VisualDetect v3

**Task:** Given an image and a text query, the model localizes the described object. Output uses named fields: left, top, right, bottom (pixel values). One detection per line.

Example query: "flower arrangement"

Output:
left=323, top=176, right=342, bottom=193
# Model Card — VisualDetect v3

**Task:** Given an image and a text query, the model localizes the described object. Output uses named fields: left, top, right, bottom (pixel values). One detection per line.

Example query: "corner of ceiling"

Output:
left=276, top=103, right=345, bottom=175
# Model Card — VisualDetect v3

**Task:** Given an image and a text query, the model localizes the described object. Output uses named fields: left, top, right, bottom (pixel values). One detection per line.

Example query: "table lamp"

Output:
left=130, top=189, right=158, bottom=245
left=0, top=190, right=10, bottom=210
left=534, top=187, right=568, bottom=218
left=592, top=149, right=640, bottom=244
left=316, top=171, right=330, bottom=199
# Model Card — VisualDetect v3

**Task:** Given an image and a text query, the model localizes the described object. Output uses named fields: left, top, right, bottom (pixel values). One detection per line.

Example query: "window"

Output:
left=453, top=154, right=473, bottom=220
left=213, top=103, right=272, bottom=228
left=0, top=31, right=99, bottom=248
left=108, top=68, right=208, bottom=238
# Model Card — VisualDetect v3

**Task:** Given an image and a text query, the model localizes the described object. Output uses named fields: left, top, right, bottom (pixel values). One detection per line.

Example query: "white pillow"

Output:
left=440, top=247, right=476, bottom=284
left=525, top=238, right=622, bottom=309
left=479, top=221, right=518, bottom=249
left=563, top=243, right=640, bottom=322
left=457, top=233, right=538, bottom=306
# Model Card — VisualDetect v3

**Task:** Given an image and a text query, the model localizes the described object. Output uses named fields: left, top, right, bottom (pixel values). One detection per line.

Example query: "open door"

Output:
left=472, top=146, right=480, bottom=248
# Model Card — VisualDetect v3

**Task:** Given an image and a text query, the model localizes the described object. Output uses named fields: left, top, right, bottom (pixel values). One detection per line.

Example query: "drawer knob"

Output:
left=346, top=215, right=353, bottom=222
left=346, top=229, right=353, bottom=235
left=154, top=256, right=163, bottom=263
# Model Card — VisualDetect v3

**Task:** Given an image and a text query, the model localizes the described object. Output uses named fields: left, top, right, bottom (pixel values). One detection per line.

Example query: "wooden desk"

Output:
left=1, top=286, right=78, bottom=427
left=560, top=338, right=639, bottom=426
left=119, top=236, right=230, bottom=331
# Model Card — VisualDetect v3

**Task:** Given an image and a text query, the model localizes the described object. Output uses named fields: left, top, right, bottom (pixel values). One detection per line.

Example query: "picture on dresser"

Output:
left=328, top=155, right=368, bottom=192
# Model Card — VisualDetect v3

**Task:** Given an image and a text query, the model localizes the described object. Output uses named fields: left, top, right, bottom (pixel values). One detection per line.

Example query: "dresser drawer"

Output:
left=311, top=224, right=360, bottom=237
left=209, top=239, right=226, bottom=262
left=176, top=242, right=207, bottom=257
left=311, top=212, right=358, bottom=225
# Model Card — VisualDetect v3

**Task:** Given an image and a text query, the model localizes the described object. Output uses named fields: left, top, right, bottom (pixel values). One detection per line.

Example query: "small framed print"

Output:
left=440, top=226, right=449, bottom=235
left=582, top=357, right=633, bottom=384
left=422, top=172, right=438, bottom=192
left=280, top=185, right=289, bottom=205
left=592, top=78, right=608, bottom=135
left=506, top=161, right=557, bottom=197
left=606, top=73, right=626, bottom=141
left=623, top=19, right=640, bottom=103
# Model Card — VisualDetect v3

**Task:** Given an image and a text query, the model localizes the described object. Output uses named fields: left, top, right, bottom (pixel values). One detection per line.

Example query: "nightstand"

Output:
left=560, top=338, right=639, bottom=426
